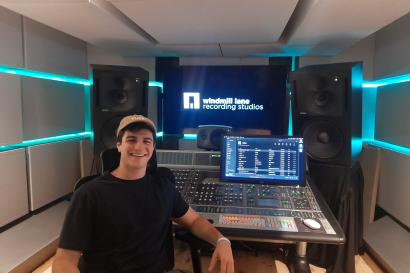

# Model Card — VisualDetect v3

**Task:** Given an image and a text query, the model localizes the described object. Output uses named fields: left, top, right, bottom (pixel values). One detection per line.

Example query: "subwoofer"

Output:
left=291, top=62, right=362, bottom=166
left=197, top=125, right=232, bottom=151
left=92, top=65, right=149, bottom=155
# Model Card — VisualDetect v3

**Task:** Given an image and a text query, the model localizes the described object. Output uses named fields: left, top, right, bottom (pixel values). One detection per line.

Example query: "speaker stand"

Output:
left=288, top=242, right=312, bottom=273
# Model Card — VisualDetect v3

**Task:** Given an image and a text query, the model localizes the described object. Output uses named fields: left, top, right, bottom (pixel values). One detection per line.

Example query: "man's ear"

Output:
left=116, top=141, right=121, bottom=152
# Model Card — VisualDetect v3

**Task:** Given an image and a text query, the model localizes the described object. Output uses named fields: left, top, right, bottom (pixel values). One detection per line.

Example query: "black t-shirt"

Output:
left=59, top=171, right=189, bottom=273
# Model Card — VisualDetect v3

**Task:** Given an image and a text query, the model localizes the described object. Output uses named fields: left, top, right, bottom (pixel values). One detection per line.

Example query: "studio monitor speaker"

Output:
left=197, top=125, right=232, bottom=151
left=92, top=65, right=149, bottom=155
left=291, top=62, right=362, bottom=166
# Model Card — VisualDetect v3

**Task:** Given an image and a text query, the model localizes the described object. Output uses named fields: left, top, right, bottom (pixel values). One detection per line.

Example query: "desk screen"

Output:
left=221, top=136, right=305, bottom=186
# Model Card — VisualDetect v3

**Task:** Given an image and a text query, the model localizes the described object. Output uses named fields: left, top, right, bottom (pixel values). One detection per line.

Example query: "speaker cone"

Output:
left=99, top=77, right=141, bottom=112
left=294, top=73, right=345, bottom=117
left=302, top=120, right=344, bottom=160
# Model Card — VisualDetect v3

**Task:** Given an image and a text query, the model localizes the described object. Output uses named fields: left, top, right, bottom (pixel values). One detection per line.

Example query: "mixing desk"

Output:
left=159, top=149, right=344, bottom=273
left=170, top=167, right=343, bottom=243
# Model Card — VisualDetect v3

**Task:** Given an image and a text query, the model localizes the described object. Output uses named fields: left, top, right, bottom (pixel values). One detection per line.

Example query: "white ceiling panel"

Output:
left=118, top=43, right=222, bottom=57
left=0, top=0, right=151, bottom=48
left=1, top=0, right=410, bottom=57
left=288, top=0, right=410, bottom=56
left=110, top=0, right=298, bottom=44
left=220, top=42, right=284, bottom=57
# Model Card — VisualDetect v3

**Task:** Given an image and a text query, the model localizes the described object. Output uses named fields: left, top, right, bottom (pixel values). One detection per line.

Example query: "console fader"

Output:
left=171, top=168, right=336, bottom=235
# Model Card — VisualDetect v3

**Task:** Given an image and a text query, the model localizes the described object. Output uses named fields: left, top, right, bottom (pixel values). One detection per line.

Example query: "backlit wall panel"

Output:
left=23, top=17, right=88, bottom=78
left=0, top=6, right=23, bottom=68
left=27, top=140, right=81, bottom=211
left=0, top=75, right=23, bottom=146
left=22, top=78, right=85, bottom=141
left=375, top=81, right=410, bottom=148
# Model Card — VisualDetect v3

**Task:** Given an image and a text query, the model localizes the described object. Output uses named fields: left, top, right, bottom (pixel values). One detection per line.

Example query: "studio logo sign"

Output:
left=183, top=92, right=263, bottom=111
left=183, top=92, right=200, bottom=109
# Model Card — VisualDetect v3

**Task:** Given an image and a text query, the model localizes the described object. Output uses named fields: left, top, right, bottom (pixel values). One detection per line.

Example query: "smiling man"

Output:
left=52, top=115, right=234, bottom=273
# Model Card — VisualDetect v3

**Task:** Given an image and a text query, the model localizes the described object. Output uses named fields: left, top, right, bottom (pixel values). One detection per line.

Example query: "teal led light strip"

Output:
left=362, top=73, right=410, bottom=88
left=0, top=132, right=93, bottom=152
left=288, top=98, right=293, bottom=136
left=149, top=81, right=164, bottom=93
left=288, top=57, right=296, bottom=136
left=156, top=131, right=164, bottom=137
left=361, top=72, right=410, bottom=156
left=0, top=65, right=93, bottom=153
left=183, top=134, right=197, bottom=140
left=363, top=139, right=410, bottom=156
left=291, top=56, right=296, bottom=72
left=0, top=65, right=90, bottom=86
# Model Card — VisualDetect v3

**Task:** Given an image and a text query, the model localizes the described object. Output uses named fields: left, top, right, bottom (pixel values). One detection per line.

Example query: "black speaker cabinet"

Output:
left=91, top=65, right=149, bottom=155
left=197, top=125, right=232, bottom=151
left=291, top=62, right=362, bottom=166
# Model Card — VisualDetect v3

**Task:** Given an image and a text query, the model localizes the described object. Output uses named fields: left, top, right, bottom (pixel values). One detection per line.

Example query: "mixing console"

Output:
left=170, top=168, right=336, bottom=235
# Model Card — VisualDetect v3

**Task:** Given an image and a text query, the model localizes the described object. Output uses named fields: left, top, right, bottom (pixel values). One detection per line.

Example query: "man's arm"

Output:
left=52, top=248, right=81, bottom=273
left=174, top=207, right=234, bottom=273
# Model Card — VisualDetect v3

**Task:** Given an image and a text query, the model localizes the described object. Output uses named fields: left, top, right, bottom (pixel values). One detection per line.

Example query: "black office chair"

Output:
left=73, top=174, right=99, bottom=192
left=100, top=148, right=207, bottom=273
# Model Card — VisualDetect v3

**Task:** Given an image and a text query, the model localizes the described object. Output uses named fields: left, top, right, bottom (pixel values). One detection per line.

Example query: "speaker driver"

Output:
left=210, top=128, right=228, bottom=149
left=99, top=77, right=142, bottom=112
left=302, top=120, right=344, bottom=160
left=293, top=73, right=345, bottom=117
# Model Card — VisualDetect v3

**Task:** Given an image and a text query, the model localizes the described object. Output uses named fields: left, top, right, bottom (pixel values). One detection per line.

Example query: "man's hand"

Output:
left=175, top=208, right=235, bottom=273
left=208, top=240, right=234, bottom=273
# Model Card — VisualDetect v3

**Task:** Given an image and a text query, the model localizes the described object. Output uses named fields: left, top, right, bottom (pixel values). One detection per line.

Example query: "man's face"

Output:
left=116, top=129, right=155, bottom=170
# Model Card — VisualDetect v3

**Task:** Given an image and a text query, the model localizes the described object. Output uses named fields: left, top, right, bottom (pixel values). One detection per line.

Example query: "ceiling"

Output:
left=1, top=0, right=410, bottom=57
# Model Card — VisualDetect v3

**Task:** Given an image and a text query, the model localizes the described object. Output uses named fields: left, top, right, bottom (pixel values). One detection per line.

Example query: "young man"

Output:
left=53, top=115, right=234, bottom=273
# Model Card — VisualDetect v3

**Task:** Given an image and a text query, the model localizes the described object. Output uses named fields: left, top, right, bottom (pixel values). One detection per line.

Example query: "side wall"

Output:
left=300, top=12, right=410, bottom=272
left=0, top=6, right=86, bottom=225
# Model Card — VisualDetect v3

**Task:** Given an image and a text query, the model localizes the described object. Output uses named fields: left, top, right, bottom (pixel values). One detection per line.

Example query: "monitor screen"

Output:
left=161, top=65, right=288, bottom=134
left=221, top=135, right=305, bottom=186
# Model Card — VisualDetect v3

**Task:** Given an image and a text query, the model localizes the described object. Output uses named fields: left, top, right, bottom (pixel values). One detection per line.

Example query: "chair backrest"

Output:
left=73, top=174, right=99, bottom=192
left=100, top=148, right=121, bottom=173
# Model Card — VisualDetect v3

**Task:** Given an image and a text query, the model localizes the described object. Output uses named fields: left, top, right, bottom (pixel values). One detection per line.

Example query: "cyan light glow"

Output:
left=149, top=81, right=164, bottom=93
left=84, top=74, right=92, bottom=132
left=362, top=87, right=377, bottom=140
left=288, top=97, right=293, bottom=136
left=352, top=137, right=363, bottom=159
left=361, top=72, right=410, bottom=156
left=0, top=132, right=93, bottom=152
left=156, top=131, right=164, bottom=137
left=288, top=57, right=296, bottom=136
left=0, top=65, right=91, bottom=86
left=291, top=56, right=296, bottom=72
left=363, top=139, right=410, bottom=156
left=183, top=134, right=197, bottom=140
left=362, top=73, right=410, bottom=88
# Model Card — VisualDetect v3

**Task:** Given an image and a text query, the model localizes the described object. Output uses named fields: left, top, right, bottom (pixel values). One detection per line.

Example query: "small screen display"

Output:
left=256, top=199, right=281, bottom=208
left=221, top=136, right=305, bottom=186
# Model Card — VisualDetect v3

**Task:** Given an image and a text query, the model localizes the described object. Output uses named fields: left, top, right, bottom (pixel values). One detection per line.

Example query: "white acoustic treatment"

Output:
left=21, top=78, right=85, bottom=141
left=23, top=16, right=88, bottom=78
left=0, top=149, right=29, bottom=227
left=0, top=6, right=23, bottom=67
left=27, top=140, right=81, bottom=211
left=378, top=149, right=410, bottom=227
left=0, top=75, right=23, bottom=146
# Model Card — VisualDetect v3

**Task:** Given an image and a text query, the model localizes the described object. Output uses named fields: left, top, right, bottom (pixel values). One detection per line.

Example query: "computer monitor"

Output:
left=221, top=135, right=305, bottom=186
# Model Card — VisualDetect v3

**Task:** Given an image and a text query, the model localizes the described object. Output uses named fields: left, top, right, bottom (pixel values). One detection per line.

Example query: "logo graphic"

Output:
left=183, top=92, right=200, bottom=109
